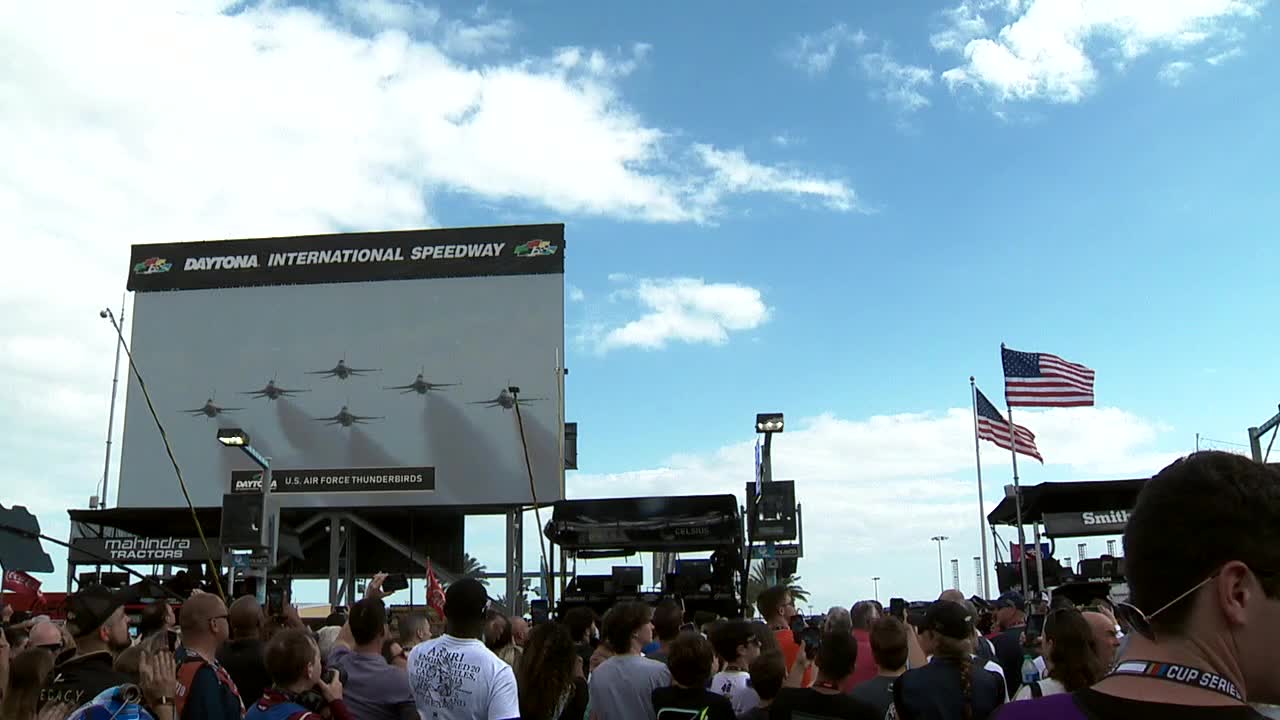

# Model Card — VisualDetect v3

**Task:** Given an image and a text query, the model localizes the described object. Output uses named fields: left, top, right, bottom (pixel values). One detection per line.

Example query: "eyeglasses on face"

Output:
left=1114, top=572, right=1218, bottom=639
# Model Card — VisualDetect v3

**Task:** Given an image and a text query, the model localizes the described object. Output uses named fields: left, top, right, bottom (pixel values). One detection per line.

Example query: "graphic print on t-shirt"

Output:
left=412, top=642, right=484, bottom=710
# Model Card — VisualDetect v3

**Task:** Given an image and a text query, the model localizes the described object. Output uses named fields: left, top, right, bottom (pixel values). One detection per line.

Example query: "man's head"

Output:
left=601, top=601, right=653, bottom=655
left=708, top=619, right=761, bottom=666
left=815, top=631, right=858, bottom=683
left=869, top=616, right=909, bottom=672
left=756, top=586, right=795, bottom=625
left=136, top=602, right=174, bottom=639
left=667, top=631, right=715, bottom=689
left=1122, top=452, right=1280, bottom=701
left=228, top=596, right=264, bottom=641
left=993, top=591, right=1026, bottom=629
left=510, top=617, right=529, bottom=648
left=823, top=606, right=852, bottom=635
left=349, top=598, right=388, bottom=648
left=484, top=609, right=512, bottom=651
left=398, top=613, right=431, bottom=649
left=562, top=606, right=596, bottom=644
left=1082, top=611, right=1119, bottom=668
left=28, top=620, right=63, bottom=652
left=850, top=600, right=880, bottom=631
left=918, top=601, right=974, bottom=657
left=179, top=592, right=230, bottom=648
left=65, top=585, right=132, bottom=654
left=652, top=599, right=683, bottom=645
left=938, top=589, right=966, bottom=605
left=264, top=628, right=322, bottom=694
left=749, top=651, right=786, bottom=703
left=443, top=578, right=490, bottom=638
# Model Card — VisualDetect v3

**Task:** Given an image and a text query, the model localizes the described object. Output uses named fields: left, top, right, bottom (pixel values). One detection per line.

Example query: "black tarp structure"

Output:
left=986, top=479, right=1146, bottom=534
left=67, top=506, right=464, bottom=577
left=545, top=494, right=741, bottom=552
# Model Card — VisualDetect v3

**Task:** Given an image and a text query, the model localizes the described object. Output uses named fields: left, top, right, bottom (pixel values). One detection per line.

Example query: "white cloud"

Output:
left=693, top=145, right=860, bottom=213
left=862, top=53, right=935, bottom=112
left=1158, top=60, right=1194, bottom=85
left=584, top=277, right=770, bottom=352
left=337, top=0, right=515, bottom=55
left=552, top=42, right=652, bottom=79
left=935, top=0, right=1264, bottom=102
left=568, top=285, right=586, bottom=302
left=1206, top=46, right=1244, bottom=64
left=782, top=23, right=868, bottom=75
left=570, top=406, right=1181, bottom=608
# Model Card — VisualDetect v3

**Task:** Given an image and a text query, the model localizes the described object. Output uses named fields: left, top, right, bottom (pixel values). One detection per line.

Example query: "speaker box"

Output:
left=220, top=493, right=263, bottom=549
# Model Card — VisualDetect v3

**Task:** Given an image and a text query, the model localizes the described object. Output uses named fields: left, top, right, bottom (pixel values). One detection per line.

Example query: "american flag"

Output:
left=976, top=387, right=1043, bottom=463
left=1002, top=346, right=1095, bottom=407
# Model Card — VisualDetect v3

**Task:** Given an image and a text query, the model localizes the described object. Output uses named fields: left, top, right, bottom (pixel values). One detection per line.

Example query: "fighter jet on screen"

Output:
left=184, top=398, right=242, bottom=418
left=241, top=379, right=310, bottom=400
left=307, top=357, right=380, bottom=380
left=383, top=370, right=457, bottom=395
left=313, top=405, right=384, bottom=427
left=470, top=388, right=545, bottom=410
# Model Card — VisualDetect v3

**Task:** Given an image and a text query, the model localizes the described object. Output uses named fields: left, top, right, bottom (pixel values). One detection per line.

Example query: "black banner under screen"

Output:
left=127, top=223, right=564, bottom=292
left=230, top=468, right=435, bottom=494
left=1041, top=510, right=1131, bottom=537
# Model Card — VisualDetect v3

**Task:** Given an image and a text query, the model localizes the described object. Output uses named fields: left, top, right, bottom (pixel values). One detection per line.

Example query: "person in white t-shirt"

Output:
left=707, top=619, right=762, bottom=716
left=407, top=578, right=520, bottom=720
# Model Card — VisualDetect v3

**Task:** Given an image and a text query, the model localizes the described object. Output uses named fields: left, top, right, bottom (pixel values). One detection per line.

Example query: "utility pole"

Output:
left=872, top=576, right=881, bottom=603
left=931, top=536, right=949, bottom=593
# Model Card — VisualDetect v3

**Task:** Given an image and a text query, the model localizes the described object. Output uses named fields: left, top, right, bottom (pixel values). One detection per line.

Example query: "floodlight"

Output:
left=217, top=428, right=250, bottom=447
left=755, top=413, right=784, bottom=434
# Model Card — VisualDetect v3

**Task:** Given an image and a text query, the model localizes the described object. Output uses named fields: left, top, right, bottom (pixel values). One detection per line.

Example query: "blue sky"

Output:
left=2, top=0, right=1278, bottom=610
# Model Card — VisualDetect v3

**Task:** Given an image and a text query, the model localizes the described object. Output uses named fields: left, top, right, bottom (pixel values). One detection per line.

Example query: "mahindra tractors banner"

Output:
left=1042, top=510, right=1131, bottom=538
left=116, top=224, right=565, bottom=509
left=68, top=537, right=220, bottom=564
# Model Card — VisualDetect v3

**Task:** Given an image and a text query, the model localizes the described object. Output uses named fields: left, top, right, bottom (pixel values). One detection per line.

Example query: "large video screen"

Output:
left=117, top=225, right=565, bottom=509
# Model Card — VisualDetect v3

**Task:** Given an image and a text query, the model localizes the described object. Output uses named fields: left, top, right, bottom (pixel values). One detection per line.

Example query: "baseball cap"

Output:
left=66, top=584, right=130, bottom=638
left=992, top=591, right=1026, bottom=611
left=921, top=601, right=974, bottom=640
left=444, top=578, right=490, bottom=623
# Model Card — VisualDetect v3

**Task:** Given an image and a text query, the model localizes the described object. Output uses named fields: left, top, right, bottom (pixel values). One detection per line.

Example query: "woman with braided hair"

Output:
left=892, top=601, right=1006, bottom=720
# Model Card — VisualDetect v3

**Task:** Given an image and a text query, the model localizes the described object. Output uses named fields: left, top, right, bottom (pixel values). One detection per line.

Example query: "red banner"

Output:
left=3, top=570, right=44, bottom=605
left=426, top=561, right=446, bottom=620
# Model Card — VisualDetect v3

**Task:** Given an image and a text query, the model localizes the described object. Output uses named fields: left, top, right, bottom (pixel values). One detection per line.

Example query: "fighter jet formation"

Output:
left=241, top=379, right=310, bottom=400
left=307, top=358, right=380, bottom=380
left=185, top=362, right=545, bottom=428
left=313, top=405, right=384, bottom=427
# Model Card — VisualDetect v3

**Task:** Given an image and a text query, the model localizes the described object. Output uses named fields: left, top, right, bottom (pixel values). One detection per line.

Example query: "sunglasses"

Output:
left=1114, top=573, right=1217, bottom=639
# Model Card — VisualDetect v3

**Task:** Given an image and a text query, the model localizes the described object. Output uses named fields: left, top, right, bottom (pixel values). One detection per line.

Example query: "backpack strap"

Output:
left=1030, top=681, right=1043, bottom=698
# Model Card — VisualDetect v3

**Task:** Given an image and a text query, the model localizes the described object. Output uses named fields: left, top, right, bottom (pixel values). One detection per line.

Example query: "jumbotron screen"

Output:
left=116, top=224, right=565, bottom=509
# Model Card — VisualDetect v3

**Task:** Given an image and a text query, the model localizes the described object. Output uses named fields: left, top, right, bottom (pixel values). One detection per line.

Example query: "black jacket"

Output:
left=893, top=656, right=1006, bottom=720
left=218, top=638, right=270, bottom=708
left=40, top=651, right=132, bottom=709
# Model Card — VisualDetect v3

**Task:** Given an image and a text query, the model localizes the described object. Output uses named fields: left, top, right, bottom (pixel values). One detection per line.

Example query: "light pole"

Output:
left=218, top=428, right=275, bottom=605
left=872, top=576, right=881, bottom=603
left=931, top=536, right=949, bottom=593
left=754, top=412, right=784, bottom=587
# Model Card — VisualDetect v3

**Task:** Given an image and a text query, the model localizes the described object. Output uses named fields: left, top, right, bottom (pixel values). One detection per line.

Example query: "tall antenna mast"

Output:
left=100, top=294, right=126, bottom=507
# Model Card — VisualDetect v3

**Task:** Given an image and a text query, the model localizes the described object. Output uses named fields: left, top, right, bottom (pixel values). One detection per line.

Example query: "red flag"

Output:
left=4, top=570, right=44, bottom=605
left=426, top=560, right=446, bottom=619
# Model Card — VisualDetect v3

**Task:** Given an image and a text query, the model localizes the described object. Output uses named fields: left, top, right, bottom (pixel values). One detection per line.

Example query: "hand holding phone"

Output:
left=381, top=573, right=409, bottom=594
left=889, top=598, right=908, bottom=621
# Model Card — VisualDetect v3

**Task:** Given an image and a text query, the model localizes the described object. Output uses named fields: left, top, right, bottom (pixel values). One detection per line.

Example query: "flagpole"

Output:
left=970, top=377, right=992, bottom=599
left=1002, top=344, right=1030, bottom=596
left=1008, top=404, right=1029, bottom=594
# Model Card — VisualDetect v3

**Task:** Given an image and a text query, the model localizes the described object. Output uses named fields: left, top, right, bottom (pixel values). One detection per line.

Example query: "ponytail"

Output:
left=931, top=635, right=975, bottom=720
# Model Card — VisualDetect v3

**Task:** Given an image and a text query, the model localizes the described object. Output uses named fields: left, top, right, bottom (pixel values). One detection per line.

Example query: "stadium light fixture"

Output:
left=755, top=413, right=784, bottom=434
left=217, top=428, right=249, bottom=447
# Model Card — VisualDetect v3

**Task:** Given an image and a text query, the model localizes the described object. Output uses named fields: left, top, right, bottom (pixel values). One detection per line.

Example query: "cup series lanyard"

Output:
left=1108, top=661, right=1244, bottom=703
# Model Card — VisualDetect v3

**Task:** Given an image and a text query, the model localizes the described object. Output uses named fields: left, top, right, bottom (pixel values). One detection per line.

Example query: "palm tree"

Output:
left=746, top=561, right=809, bottom=610
left=461, top=552, right=488, bottom=586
